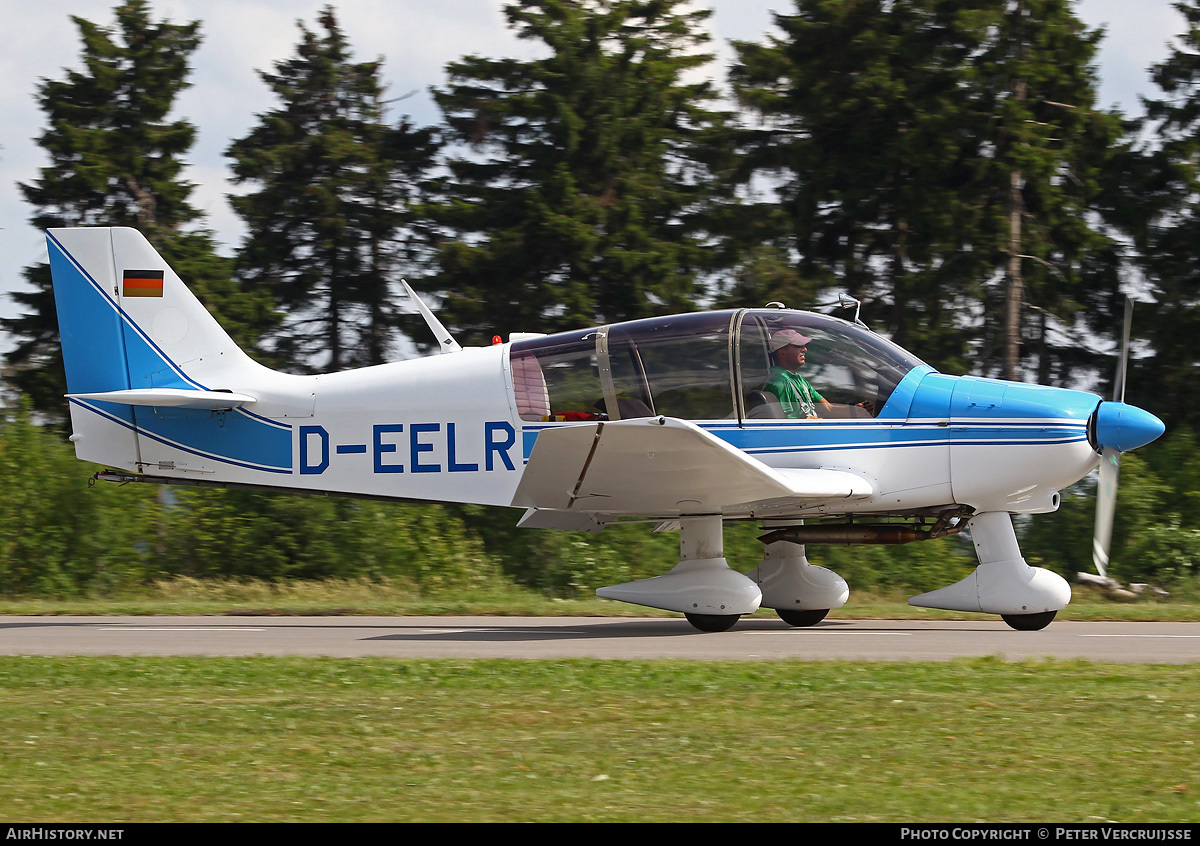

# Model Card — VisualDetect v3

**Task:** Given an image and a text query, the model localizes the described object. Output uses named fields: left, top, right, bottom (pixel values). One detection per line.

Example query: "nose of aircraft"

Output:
left=1091, top=401, right=1165, bottom=453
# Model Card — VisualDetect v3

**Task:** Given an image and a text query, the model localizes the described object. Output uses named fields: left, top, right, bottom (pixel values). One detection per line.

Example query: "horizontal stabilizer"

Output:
left=68, top=388, right=257, bottom=409
left=511, top=416, right=872, bottom=517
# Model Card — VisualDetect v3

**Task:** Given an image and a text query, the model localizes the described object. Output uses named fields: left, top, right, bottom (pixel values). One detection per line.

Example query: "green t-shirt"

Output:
left=764, top=367, right=824, bottom=419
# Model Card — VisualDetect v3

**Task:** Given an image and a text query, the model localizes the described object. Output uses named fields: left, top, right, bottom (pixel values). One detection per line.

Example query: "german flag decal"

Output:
left=122, top=269, right=164, bottom=298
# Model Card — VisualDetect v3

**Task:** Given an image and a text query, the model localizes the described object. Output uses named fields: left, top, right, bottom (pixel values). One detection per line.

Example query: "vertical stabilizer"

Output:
left=47, top=227, right=299, bottom=476
left=49, top=227, right=255, bottom=395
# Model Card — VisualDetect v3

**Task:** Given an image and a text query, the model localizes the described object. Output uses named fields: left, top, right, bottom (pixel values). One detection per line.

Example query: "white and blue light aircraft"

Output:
left=47, top=227, right=1165, bottom=632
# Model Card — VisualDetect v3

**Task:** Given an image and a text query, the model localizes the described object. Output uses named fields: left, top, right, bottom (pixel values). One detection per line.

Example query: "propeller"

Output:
left=1091, top=446, right=1119, bottom=579
left=1090, top=298, right=1131, bottom=579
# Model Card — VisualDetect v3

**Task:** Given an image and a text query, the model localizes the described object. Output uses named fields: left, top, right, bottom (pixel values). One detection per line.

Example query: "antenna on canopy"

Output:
left=401, top=280, right=462, bottom=353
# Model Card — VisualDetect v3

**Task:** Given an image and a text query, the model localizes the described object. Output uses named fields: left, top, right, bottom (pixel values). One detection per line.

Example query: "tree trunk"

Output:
left=1005, top=72, right=1027, bottom=383
left=1005, top=164, right=1024, bottom=382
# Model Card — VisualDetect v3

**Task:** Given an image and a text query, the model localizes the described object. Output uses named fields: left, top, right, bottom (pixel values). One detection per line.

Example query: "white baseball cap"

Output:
left=769, top=329, right=814, bottom=352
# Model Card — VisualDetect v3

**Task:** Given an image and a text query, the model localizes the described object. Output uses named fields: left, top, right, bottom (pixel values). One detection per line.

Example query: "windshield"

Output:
left=738, top=310, right=924, bottom=420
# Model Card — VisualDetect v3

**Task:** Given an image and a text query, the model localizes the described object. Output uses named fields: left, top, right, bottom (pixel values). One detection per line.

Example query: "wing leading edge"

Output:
left=511, top=416, right=872, bottom=519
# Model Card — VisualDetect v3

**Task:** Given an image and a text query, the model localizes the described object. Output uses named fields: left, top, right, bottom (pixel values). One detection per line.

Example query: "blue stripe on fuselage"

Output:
left=706, top=420, right=1088, bottom=456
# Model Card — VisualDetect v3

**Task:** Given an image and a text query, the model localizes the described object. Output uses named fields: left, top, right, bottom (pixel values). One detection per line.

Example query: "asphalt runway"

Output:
left=1, top=616, right=1199, bottom=661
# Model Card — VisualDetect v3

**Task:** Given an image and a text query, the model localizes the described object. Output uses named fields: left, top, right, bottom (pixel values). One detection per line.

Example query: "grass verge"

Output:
left=0, top=577, right=1197, bottom=620
left=1, top=656, right=1197, bottom=822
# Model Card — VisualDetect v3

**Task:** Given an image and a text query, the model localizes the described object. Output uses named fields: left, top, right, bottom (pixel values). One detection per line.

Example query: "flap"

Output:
left=516, top=508, right=610, bottom=532
left=511, top=417, right=872, bottom=517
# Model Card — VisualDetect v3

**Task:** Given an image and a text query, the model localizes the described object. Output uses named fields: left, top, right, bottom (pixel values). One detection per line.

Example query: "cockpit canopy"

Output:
left=509, top=308, right=926, bottom=424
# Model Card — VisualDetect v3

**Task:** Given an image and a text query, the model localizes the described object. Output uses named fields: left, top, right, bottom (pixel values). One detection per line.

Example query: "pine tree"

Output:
left=1126, top=0, right=1200, bottom=429
left=729, top=0, right=1124, bottom=381
left=428, top=0, right=734, bottom=343
left=226, top=6, right=438, bottom=371
left=3, top=0, right=260, bottom=415
left=969, top=0, right=1126, bottom=384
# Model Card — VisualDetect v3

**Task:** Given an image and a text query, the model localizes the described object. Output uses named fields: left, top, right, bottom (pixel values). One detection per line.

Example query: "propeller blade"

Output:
left=1113, top=296, right=1132, bottom=403
left=1093, top=297, right=1133, bottom=579
left=1092, top=446, right=1120, bottom=579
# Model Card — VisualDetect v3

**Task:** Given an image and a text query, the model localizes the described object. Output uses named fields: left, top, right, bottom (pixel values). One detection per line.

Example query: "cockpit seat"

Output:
left=747, top=390, right=784, bottom=419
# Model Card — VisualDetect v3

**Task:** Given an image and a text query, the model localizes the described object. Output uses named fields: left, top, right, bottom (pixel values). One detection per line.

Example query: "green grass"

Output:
left=0, top=656, right=1196, bottom=822
left=2, top=579, right=1197, bottom=822
left=1, top=576, right=1198, bottom=620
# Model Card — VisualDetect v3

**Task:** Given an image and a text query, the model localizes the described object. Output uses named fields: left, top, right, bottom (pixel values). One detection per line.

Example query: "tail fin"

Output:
left=48, top=227, right=298, bottom=477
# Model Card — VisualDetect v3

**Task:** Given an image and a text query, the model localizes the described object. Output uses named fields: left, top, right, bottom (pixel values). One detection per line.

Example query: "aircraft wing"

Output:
left=511, top=416, right=872, bottom=517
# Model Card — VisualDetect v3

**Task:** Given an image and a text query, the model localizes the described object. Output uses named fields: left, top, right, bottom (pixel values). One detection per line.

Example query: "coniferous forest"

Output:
left=4, top=0, right=1200, bottom=599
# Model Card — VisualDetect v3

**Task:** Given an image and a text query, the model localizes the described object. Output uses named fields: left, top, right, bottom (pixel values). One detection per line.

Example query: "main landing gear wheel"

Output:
left=1001, top=610, right=1057, bottom=631
left=684, top=613, right=741, bottom=633
left=776, top=608, right=830, bottom=628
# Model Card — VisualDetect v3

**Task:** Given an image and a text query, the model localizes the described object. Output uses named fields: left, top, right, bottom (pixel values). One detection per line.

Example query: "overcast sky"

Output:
left=0, top=0, right=1188, bottom=355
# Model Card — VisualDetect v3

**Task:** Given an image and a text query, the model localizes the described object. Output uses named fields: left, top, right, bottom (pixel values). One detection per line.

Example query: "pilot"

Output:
left=764, top=329, right=831, bottom=419
left=765, top=329, right=875, bottom=419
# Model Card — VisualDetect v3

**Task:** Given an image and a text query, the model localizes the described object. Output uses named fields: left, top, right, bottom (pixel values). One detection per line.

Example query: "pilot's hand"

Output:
left=857, top=401, right=875, bottom=414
